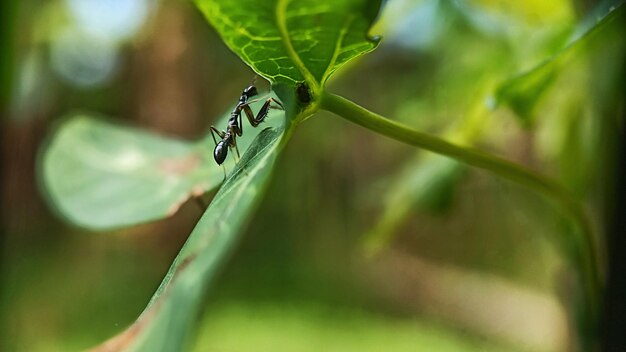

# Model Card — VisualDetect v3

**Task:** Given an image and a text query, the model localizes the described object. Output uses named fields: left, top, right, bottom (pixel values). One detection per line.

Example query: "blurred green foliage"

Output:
left=2, top=0, right=624, bottom=351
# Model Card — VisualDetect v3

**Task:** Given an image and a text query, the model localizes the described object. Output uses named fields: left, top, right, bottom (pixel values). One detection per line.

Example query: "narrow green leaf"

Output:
left=194, top=0, right=381, bottom=89
left=495, top=1, right=625, bottom=124
left=92, top=89, right=296, bottom=352
left=40, top=97, right=283, bottom=230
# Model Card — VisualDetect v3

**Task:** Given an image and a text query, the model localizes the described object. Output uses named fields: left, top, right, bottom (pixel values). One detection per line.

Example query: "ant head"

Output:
left=213, top=140, right=228, bottom=165
left=243, top=85, right=258, bottom=98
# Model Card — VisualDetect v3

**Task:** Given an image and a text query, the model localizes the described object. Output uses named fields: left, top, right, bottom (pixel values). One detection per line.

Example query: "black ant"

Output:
left=210, top=84, right=284, bottom=168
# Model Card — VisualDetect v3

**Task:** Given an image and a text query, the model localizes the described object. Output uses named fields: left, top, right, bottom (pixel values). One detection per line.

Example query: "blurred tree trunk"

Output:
left=130, top=3, right=206, bottom=138
left=601, top=24, right=626, bottom=351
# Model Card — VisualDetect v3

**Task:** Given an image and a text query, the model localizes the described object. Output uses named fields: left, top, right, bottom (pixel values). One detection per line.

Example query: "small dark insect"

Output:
left=296, top=82, right=312, bottom=105
left=210, top=84, right=284, bottom=167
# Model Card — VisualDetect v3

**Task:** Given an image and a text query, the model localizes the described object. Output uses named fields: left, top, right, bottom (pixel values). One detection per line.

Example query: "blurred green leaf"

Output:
left=41, top=115, right=215, bottom=229
left=363, top=80, right=494, bottom=253
left=495, top=64, right=558, bottom=125
left=364, top=156, right=463, bottom=253
left=194, top=0, right=381, bottom=88
left=41, top=97, right=283, bottom=230
left=494, top=1, right=625, bottom=124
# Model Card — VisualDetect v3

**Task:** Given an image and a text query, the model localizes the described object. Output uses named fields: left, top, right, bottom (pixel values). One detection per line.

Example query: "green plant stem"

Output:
left=321, top=91, right=601, bottom=320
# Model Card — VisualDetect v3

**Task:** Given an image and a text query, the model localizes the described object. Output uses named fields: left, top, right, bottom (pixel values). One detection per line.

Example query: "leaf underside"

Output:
left=195, top=0, right=381, bottom=86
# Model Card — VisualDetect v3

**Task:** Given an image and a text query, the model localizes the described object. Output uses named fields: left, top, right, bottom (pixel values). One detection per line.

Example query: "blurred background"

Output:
left=1, top=0, right=625, bottom=351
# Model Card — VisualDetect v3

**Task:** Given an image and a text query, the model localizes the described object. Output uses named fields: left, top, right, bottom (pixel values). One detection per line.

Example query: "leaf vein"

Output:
left=321, top=15, right=355, bottom=84
left=276, top=0, right=319, bottom=87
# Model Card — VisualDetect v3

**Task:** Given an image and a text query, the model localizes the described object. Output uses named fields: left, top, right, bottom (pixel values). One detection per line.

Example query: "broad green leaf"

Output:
left=92, top=88, right=296, bottom=352
left=41, top=116, right=215, bottom=229
left=194, top=0, right=381, bottom=89
left=41, top=97, right=283, bottom=230
left=494, top=1, right=625, bottom=124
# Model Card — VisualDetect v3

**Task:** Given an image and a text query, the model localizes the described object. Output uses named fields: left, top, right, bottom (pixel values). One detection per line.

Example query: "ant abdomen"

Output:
left=214, top=140, right=229, bottom=165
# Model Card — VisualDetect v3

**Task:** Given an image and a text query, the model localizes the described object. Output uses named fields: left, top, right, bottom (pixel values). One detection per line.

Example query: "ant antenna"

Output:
left=251, top=74, right=259, bottom=86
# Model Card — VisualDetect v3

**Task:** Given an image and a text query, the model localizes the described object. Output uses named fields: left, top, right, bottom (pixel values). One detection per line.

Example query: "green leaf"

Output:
left=494, top=1, right=625, bottom=124
left=41, top=115, right=215, bottom=230
left=92, top=89, right=296, bottom=352
left=41, top=96, right=283, bottom=230
left=83, top=0, right=385, bottom=348
left=194, top=0, right=381, bottom=90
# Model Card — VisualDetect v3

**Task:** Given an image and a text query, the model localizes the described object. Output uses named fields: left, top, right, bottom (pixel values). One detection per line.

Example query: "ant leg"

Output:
left=256, top=101, right=271, bottom=124
left=269, top=97, right=284, bottom=110
left=242, top=90, right=283, bottom=108
left=210, top=126, right=226, bottom=146
left=237, top=111, right=243, bottom=136
left=233, top=137, right=241, bottom=159
left=253, top=98, right=284, bottom=125
left=221, top=165, right=227, bottom=181
left=242, top=105, right=259, bottom=127
left=242, top=97, right=263, bottom=105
